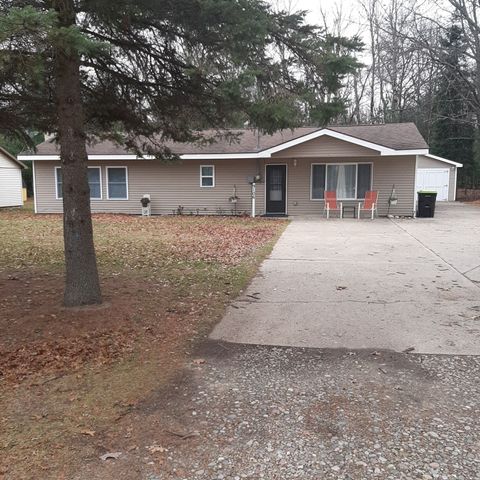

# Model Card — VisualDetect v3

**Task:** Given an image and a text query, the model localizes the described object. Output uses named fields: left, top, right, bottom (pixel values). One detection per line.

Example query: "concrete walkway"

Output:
left=211, top=203, right=480, bottom=354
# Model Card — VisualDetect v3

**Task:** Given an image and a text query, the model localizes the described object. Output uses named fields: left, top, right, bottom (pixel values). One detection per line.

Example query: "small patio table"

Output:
left=342, top=205, right=356, bottom=218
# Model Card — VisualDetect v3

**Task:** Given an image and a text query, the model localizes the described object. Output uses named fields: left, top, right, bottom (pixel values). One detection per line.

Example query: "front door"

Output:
left=266, top=165, right=287, bottom=215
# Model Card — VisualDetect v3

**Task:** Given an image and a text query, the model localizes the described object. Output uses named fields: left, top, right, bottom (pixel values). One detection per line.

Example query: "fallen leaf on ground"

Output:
left=146, top=445, right=167, bottom=453
left=166, top=429, right=200, bottom=439
left=192, top=358, right=206, bottom=365
left=80, top=429, right=96, bottom=437
left=99, top=452, right=122, bottom=461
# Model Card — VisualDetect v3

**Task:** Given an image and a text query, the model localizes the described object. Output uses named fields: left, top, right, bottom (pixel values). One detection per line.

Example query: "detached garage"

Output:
left=0, top=146, right=26, bottom=208
left=416, top=154, right=462, bottom=202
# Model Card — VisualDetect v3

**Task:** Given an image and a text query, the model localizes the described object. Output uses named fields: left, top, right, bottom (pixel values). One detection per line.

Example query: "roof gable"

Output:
left=0, top=146, right=26, bottom=168
left=422, top=153, right=463, bottom=167
left=271, top=131, right=380, bottom=157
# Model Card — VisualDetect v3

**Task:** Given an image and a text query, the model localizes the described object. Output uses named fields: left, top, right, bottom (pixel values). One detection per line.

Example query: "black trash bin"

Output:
left=417, top=191, right=437, bottom=218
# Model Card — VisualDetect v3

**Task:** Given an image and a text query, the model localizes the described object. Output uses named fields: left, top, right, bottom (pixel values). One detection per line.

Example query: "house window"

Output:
left=311, top=164, right=326, bottom=200
left=311, top=163, right=372, bottom=200
left=200, top=165, right=215, bottom=187
left=55, top=166, right=102, bottom=200
left=357, top=164, right=372, bottom=199
left=55, top=167, right=62, bottom=199
left=326, top=164, right=357, bottom=199
left=88, top=168, right=102, bottom=199
left=107, top=167, right=128, bottom=199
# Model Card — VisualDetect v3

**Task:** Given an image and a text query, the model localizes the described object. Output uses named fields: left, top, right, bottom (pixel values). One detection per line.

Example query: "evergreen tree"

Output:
left=430, top=25, right=478, bottom=187
left=0, top=0, right=360, bottom=306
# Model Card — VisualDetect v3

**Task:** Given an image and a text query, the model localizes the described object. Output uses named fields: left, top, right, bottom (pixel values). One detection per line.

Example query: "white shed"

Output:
left=416, top=154, right=463, bottom=202
left=0, top=146, right=26, bottom=207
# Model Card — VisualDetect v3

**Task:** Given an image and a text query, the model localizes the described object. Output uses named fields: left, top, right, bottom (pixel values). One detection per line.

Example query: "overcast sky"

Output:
left=272, top=0, right=448, bottom=36
left=271, top=0, right=365, bottom=37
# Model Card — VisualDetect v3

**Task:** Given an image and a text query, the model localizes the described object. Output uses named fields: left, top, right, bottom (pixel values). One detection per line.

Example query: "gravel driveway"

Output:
left=162, top=344, right=480, bottom=480
left=87, top=343, right=480, bottom=480
left=211, top=202, right=480, bottom=355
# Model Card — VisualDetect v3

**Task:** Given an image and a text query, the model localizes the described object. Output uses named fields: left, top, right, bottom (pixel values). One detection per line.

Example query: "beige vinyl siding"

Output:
left=373, top=156, right=416, bottom=216
left=417, top=155, right=457, bottom=201
left=34, top=159, right=264, bottom=215
left=272, top=135, right=380, bottom=158
left=0, top=151, right=23, bottom=207
left=260, top=156, right=415, bottom=216
left=33, top=155, right=416, bottom=217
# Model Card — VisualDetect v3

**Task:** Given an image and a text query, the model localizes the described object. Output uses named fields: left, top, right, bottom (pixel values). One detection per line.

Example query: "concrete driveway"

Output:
left=211, top=203, right=480, bottom=354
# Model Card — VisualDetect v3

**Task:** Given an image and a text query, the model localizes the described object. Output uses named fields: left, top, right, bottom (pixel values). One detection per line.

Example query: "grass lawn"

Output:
left=0, top=202, right=287, bottom=479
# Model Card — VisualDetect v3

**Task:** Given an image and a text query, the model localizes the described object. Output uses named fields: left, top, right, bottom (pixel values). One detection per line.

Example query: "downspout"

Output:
left=413, top=155, right=418, bottom=217
left=32, top=160, right=37, bottom=214
left=453, top=167, right=458, bottom=201
left=254, top=128, right=261, bottom=217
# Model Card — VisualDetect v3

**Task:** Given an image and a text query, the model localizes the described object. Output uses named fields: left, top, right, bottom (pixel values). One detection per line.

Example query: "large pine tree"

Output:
left=0, top=0, right=360, bottom=306
left=430, top=25, right=477, bottom=187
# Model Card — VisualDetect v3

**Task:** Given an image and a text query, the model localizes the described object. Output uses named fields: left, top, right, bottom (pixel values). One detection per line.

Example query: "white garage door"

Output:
left=416, top=168, right=450, bottom=201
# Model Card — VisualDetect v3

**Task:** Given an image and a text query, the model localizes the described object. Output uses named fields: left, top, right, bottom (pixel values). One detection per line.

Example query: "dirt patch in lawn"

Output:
left=0, top=209, right=287, bottom=479
left=1, top=271, right=144, bottom=382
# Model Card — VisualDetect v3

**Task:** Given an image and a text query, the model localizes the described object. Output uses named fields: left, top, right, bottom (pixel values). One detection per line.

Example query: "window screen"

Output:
left=88, top=168, right=101, bottom=199
left=56, top=167, right=102, bottom=199
left=200, top=165, right=215, bottom=187
left=56, top=168, right=63, bottom=198
left=311, top=165, right=326, bottom=199
left=357, top=164, right=372, bottom=199
left=108, top=168, right=128, bottom=199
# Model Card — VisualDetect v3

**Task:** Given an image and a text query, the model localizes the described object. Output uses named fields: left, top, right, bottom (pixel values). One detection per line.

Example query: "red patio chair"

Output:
left=358, top=191, right=378, bottom=219
left=324, top=191, right=342, bottom=219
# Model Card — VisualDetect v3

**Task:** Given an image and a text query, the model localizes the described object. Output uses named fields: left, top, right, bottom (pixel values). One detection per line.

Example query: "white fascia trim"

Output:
left=425, top=153, right=463, bottom=167
left=382, top=149, right=429, bottom=156
left=20, top=148, right=430, bottom=162
left=19, top=153, right=261, bottom=161
left=18, top=154, right=151, bottom=161
left=18, top=155, right=58, bottom=160
left=182, top=152, right=262, bottom=159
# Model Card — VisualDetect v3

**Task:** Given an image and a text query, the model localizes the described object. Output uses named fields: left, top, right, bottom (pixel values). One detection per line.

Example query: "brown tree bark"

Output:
left=53, top=0, right=102, bottom=306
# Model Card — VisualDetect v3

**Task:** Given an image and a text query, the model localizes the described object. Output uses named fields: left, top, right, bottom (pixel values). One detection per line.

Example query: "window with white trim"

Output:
left=55, top=166, right=102, bottom=200
left=200, top=165, right=215, bottom=187
left=55, top=167, right=62, bottom=199
left=311, top=163, right=372, bottom=200
left=107, top=167, right=128, bottom=199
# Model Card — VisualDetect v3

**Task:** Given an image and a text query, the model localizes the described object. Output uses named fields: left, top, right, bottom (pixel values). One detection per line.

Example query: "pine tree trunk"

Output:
left=53, top=0, right=102, bottom=306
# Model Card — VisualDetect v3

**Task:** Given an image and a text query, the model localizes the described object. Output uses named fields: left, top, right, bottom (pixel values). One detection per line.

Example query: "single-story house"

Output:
left=0, top=146, right=26, bottom=208
left=18, top=123, right=462, bottom=217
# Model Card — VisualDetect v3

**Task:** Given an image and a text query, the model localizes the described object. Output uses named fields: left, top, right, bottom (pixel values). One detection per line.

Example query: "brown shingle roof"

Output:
left=33, top=123, right=428, bottom=156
